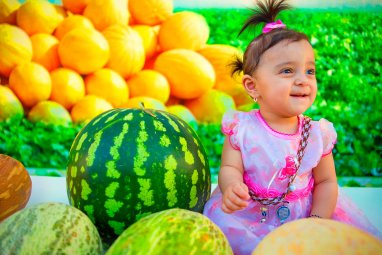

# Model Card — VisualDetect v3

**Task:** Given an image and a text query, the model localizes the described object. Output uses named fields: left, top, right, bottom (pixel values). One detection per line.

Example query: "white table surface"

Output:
left=28, top=176, right=382, bottom=234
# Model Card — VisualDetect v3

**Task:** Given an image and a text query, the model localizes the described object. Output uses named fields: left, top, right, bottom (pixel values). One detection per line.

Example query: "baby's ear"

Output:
left=242, top=74, right=259, bottom=99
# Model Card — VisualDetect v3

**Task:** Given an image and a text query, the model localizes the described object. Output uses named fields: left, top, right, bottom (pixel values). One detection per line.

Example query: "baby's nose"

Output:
left=294, top=73, right=309, bottom=86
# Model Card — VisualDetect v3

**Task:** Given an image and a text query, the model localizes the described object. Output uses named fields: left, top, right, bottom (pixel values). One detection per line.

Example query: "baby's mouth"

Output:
left=290, top=93, right=308, bottom=97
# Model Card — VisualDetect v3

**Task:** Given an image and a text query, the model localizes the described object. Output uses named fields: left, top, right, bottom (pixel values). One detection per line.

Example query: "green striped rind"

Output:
left=67, top=108, right=211, bottom=243
left=0, top=202, right=103, bottom=254
left=105, top=208, right=233, bottom=255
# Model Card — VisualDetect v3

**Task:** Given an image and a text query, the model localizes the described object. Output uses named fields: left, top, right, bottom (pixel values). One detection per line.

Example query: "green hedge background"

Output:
left=1, top=8, right=381, bottom=183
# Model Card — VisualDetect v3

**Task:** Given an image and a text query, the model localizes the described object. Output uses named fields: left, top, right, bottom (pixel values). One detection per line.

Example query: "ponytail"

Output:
left=238, top=0, right=291, bottom=36
left=230, top=55, right=244, bottom=77
left=230, top=0, right=309, bottom=76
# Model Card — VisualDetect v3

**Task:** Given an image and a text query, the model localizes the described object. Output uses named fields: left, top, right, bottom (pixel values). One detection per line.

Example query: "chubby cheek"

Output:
left=311, top=83, right=318, bottom=102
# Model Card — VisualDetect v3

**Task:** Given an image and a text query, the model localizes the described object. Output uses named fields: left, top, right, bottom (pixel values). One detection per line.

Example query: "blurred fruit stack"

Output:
left=0, top=0, right=250, bottom=126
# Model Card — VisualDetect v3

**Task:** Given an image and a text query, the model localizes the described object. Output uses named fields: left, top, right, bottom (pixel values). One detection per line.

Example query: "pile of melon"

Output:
left=0, top=0, right=249, bottom=126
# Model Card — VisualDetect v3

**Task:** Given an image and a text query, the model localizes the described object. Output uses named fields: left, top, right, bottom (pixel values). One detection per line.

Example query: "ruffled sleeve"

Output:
left=319, top=118, right=337, bottom=156
left=221, top=110, right=241, bottom=150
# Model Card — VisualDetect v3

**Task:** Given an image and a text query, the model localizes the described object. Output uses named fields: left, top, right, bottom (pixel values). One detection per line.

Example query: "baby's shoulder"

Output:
left=309, top=117, right=337, bottom=155
left=311, top=118, right=336, bottom=134
left=223, top=110, right=255, bottom=122
left=221, top=110, right=256, bottom=135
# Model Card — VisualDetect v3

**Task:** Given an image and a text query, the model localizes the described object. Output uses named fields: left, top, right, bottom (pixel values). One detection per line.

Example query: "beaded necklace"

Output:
left=248, top=116, right=312, bottom=223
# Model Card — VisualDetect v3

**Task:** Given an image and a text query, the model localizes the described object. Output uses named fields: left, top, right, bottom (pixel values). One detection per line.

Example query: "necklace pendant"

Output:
left=260, top=207, right=268, bottom=223
left=288, top=184, right=296, bottom=192
left=277, top=204, right=290, bottom=224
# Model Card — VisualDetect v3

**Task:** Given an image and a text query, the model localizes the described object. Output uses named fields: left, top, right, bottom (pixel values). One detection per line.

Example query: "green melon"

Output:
left=66, top=108, right=211, bottom=243
left=106, top=208, right=233, bottom=255
left=0, top=202, right=103, bottom=254
left=0, top=85, right=24, bottom=121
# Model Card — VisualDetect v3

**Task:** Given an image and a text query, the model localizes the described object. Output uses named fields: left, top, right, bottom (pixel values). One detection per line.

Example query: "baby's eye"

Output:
left=281, top=68, right=293, bottom=74
left=306, top=69, right=316, bottom=75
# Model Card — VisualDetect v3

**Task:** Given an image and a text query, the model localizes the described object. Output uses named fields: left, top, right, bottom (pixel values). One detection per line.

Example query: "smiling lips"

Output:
left=290, top=93, right=308, bottom=97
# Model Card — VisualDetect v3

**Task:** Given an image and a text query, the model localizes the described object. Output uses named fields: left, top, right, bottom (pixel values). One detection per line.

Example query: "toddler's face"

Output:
left=252, top=39, right=317, bottom=118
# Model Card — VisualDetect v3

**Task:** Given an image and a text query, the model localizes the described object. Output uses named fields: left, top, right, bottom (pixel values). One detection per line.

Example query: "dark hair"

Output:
left=231, top=0, right=309, bottom=76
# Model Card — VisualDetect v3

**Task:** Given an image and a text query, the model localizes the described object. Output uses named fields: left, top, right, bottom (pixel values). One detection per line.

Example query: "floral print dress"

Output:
left=203, top=110, right=381, bottom=255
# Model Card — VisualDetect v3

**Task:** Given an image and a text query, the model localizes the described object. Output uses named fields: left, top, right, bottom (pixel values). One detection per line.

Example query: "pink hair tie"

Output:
left=262, top=19, right=286, bottom=34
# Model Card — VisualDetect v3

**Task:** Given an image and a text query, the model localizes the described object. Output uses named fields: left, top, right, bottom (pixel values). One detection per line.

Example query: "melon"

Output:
left=16, top=0, right=63, bottom=36
left=106, top=208, right=233, bottom=254
left=30, top=33, right=60, bottom=72
left=0, top=85, right=24, bottom=120
left=253, top=218, right=382, bottom=255
left=83, top=0, right=129, bottom=31
left=102, top=24, right=145, bottom=79
left=0, top=24, right=32, bottom=77
left=154, top=49, right=215, bottom=99
left=66, top=108, right=211, bottom=243
left=184, top=89, right=236, bottom=123
left=27, top=100, right=72, bottom=127
left=8, top=62, right=52, bottom=108
left=58, top=27, right=110, bottom=75
left=0, top=202, right=103, bottom=254
left=198, top=44, right=251, bottom=106
left=0, top=154, right=31, bottom=222
left=167, top=104, right=198, bottom=130
left=128, top=0, right=173, bottom=26
left=0, top=0, right=20, bottom=25
left=158, top=11, right=209, bottom=51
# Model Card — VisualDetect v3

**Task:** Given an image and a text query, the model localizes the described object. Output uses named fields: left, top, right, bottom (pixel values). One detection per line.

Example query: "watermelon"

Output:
left=0, top=202, right=103, bottom=254
left=106, top=208, right=233, bottom=254
left=66, top=108, right=211, bottom=243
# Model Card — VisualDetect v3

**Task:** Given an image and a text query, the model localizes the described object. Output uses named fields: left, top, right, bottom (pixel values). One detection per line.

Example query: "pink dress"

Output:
left=203, top=110, right=381, bottom=255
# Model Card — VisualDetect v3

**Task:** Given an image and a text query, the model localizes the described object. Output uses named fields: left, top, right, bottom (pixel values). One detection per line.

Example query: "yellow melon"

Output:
left=58, top=27, right=110, bottom=75
left=30, top=33, right=60, bottom=72
left=122, top=96, right=166, bottom=111
left=54, top=14, right=94, bottom=40
left=9, top=62, right=51, bottom=108
left=16, top=0, right=63, bottom=36
left=102, top=24, right=145, bottom=79
left=0, top=0, right=20, bottom=25
left=128, top=0, right=173, bottom=26
left=166, top=104, right=198, bottom=130
left=84, top=68, right=128, bottom=107
left=70, top=95, right=113, bottom=124
left=253, top=218, right=382, bottom=255
left=184, top=89, right=236, bottom=123
left=62, top=0, right=90, bottom=14
left=127, top=70, right=170, bottom=103
left=0, top=85, right=24, bottom=120
left=132, top=25, right=158, bottom=59
left=158, top=11, right=209, bottom=51
left=28, top=100, right=72, bottom=126
left=0, top=24, right=32, bottom=77
left=50, top=68, right=85, bottom=110
left=154, top=49, right=215, bottom=99
left=83, top=0, right=129, bottom=31
left=198, top=44, right=251, bottom=106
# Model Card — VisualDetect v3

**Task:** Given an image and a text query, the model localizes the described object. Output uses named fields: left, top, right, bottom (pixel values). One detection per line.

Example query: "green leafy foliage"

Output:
left=0, top=116, right=82, bottom=169
left=0, top=9, right=381, bottom=180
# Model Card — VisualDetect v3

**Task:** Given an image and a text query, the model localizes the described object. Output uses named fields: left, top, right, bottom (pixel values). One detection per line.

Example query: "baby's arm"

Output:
left=310, top=153, right=338, bottom=218
left=219, top=138, right=250, bottom=214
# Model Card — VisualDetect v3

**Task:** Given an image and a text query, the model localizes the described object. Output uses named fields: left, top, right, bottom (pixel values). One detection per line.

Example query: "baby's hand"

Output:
left=222, top=182, right=250, bottom=214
